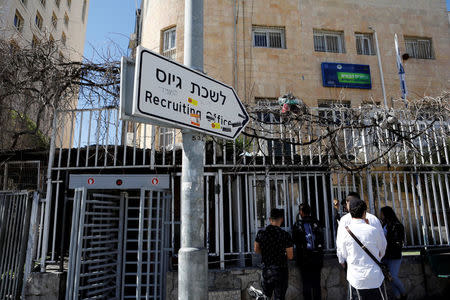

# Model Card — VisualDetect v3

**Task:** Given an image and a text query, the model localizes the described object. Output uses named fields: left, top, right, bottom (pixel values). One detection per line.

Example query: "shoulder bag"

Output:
left=345, top=226, right=392, bottom=282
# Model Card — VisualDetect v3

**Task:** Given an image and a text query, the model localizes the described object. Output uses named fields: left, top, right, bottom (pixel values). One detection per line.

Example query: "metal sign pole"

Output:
left=178, top=0, right=208, bottom=299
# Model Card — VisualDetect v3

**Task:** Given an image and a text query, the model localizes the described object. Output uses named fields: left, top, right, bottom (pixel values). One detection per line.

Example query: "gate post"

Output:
left=179, top=131, right=207, bottom=299
left=366, top=169, right=375, bottom=214
left=41, top=112, right=58, bottom=271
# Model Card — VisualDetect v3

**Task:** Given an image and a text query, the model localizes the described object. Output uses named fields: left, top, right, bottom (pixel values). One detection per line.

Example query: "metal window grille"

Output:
left=356, top=33, right=375, bottom=55
left=313, top=30, right=345, bottom=53
left=405, top=37, right=433, bottom=59
left=61, top=32, right=66, bottom=46
left=318, top=99, right=351, bottom=125
left=252, top=26, right=285, bottom=49
left=35, top=12, right=43, bottom=30
left=162, top=27, right=176, bottom=60
left=52, top=12, right=57, bottom=28
left=159, top=127, right=174, bottom=150
left=82, top=0, right=87, bottom=22
left=14, top=11, right=24, bottom=32
left=64, top=13, right=69, bottom=27
left=32, top=35, right=39, bottom=48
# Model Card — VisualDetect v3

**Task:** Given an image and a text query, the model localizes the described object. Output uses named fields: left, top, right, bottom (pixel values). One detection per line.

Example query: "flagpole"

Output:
left=394, top=34, right=408, bottom=107
left=369, top=27, right=388, bottom=108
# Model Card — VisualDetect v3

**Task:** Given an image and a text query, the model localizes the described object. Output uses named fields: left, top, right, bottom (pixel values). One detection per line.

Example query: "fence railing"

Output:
left=164, top=170, right=449, bottom=269
left=0, top=161, right=42, bottom=191
left=49, top=107, right=450, bottom=170
left=0, top=191, right=40, bottom=298
left=36, top=106, right=450, bottom=271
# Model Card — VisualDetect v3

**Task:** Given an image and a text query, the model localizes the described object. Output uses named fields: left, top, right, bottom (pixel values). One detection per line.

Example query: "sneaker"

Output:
left=247, top=285, right=267, bottom=300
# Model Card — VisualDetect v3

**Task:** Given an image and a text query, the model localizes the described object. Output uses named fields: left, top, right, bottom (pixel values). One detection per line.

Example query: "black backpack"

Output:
left=292, top=217, right=324, bottom=253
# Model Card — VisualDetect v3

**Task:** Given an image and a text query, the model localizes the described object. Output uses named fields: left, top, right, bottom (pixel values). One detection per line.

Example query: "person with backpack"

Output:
left=292, top=203, right=324, bottom=300
left=380, top=206, right=407, bottom=300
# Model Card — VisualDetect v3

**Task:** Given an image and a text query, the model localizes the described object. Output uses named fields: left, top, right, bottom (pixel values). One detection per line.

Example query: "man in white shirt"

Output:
left=336, top=198, right=387, bottom=299
left=336, top=192, right=383, bottom=265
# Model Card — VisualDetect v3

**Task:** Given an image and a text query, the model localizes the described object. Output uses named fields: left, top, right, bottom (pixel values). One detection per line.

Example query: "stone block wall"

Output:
left=24, top=271, right=66, bottom=300
left=166, top=255, right=450, bottom=300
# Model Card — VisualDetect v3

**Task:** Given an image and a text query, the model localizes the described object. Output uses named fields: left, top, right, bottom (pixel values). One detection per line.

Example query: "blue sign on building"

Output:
left=321, top=62, right=372, bottom=89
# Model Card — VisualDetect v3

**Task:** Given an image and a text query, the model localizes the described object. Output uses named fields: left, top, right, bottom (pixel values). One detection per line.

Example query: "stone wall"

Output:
left=166, top=255, right=450, bottom=300
left=24, top=271, right=66, bottom=300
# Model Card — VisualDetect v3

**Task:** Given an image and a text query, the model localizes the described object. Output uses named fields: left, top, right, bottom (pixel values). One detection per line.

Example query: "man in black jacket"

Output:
left=292, top=203, right=324, bottom=300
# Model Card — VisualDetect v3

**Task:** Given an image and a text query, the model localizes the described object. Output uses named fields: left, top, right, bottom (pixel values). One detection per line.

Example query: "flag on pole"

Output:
left=394, top=34, right=408, bottom=102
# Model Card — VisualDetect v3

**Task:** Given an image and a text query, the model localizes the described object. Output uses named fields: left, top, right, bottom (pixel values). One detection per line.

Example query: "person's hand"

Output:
left=333, top=199, right=339, bottom=209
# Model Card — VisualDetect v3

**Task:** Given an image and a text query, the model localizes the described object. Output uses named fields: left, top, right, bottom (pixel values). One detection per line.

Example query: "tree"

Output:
left=238, top=92, right=449, bottom=171
left=0, top=37, right=120, bottom=151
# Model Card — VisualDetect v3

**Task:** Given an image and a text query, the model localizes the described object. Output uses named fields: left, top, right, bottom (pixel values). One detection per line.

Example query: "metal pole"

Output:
left=41, top=112, right=58, bottom=271
left=370, top=27, right=388, bottom=108
left=178, top=0, right=207, bottom=299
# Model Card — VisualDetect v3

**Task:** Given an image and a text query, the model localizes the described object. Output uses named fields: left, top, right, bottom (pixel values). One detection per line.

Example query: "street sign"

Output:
left=131, top=46, right=249, bottom=140
left=322, top=62, right=372, bottom=89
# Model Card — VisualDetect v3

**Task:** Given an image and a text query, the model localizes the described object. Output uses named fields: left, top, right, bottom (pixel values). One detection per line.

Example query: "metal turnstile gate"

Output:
left=66, top=187, right=171, bottom=300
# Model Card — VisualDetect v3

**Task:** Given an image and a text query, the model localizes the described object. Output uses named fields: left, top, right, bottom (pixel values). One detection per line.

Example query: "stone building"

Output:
left=0, top=0, right=90, bottom=149
left=0, top=0, right=89, bottom=61
left=138, top=0, right=449, bottom=107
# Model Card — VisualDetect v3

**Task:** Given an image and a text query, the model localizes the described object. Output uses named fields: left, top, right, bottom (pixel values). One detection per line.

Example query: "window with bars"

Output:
left=61, top=32, right=66, bottom=45
left=255, top=98, right=290, bottom=156
left=35, top=11, right=43, bottom=30
left=159, top=127, right=174, bottom=149
left=64, top=12, right=69, bottom=27
left=14, top=10, right=24, bottom=33
left=252, top=26, right=286, bottom=49
left=82, top=0, right=87, bottom=23
left=52, top=12, right=57, bottom=28
left=32, top=35, right=39, bottom=48
left=162, top=27, right=176, bottom=60
left=404, top=37, right=433, bottom=59
left=355, top=33, right=375, bottom=55
left=313, top=30, right=345, bottom=53
left=318, top=99, right=351, bottom=124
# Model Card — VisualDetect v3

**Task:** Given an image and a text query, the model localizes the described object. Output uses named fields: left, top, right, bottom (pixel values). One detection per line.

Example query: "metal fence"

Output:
left=38, top=107, right=450, bottom=272
left=46, top=107, right=450, bottom=170
left=0, top=161, right=42, bottom=191
left=0, top=191, right=39, bottom=299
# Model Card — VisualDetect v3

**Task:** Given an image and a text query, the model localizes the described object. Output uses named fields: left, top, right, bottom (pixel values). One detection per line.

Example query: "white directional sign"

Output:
left=132, top=46, right=249, bottom=140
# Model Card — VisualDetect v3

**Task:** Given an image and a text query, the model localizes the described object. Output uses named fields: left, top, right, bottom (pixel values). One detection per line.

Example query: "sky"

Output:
left=84, top=0, right=141, bottom=62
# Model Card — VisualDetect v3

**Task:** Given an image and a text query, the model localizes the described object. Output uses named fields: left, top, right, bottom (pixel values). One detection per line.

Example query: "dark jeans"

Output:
left=350, top=284, right=387, bottom=300
left=301, top=266, right=322, bottom=300
left=261, top=266, right=289, bottom=300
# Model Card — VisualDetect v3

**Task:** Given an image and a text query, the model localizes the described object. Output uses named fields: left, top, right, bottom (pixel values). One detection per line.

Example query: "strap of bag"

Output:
left=345, top=226, right=383, bottom=268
